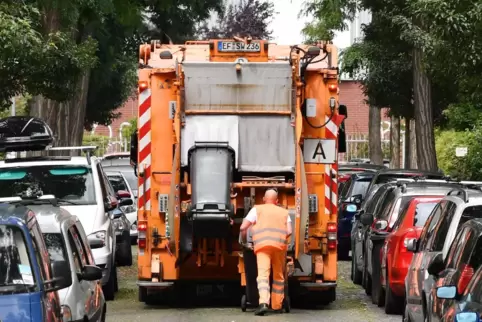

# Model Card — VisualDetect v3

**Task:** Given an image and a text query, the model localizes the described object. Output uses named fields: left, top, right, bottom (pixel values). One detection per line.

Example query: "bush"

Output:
left=435, top=128, right=482, bottom=180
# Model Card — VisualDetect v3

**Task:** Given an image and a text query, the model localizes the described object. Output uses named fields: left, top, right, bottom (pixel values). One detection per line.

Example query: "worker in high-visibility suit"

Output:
left=240, top=188, right=292, bottom=316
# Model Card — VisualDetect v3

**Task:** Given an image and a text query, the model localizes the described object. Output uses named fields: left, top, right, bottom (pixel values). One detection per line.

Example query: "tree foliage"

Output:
left=198, top=0, right=276, bottom=40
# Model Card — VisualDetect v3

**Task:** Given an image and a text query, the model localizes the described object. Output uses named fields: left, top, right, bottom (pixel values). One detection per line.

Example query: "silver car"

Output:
left=34, top=203, right=107, bottom=322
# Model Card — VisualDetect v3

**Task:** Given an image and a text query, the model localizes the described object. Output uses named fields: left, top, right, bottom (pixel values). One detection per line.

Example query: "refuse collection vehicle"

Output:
left=132, top=37, right=348, bottom=305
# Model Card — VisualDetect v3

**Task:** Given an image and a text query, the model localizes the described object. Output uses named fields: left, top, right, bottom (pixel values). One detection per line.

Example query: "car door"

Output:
left=407, top=201, right=445, bottom=302
left=67, top=225, right=98, bottom=320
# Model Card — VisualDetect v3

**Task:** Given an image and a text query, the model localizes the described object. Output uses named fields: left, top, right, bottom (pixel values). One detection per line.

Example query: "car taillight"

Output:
left=138, top=220, right=147, bottom=249
left=457, top=264, right=474, bottom=294
left=327, top=222, right=337, bottom=250
left=401, top=229, right=417, bottom=253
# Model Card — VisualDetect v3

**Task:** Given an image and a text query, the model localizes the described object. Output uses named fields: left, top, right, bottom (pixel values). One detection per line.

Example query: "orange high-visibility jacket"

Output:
left=251, top=204, right=289, bottom=254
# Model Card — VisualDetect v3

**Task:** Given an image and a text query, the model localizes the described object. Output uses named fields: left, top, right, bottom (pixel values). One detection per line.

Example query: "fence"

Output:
left=341, top=133, right=391, bottom=162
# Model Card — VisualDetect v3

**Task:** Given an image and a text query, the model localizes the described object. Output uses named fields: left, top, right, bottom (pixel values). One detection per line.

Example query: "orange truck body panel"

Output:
left=136, top=39, right=344, bottom=301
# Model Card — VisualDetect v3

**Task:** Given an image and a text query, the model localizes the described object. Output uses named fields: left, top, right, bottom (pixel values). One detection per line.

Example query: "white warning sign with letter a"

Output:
left=303, top=139, right=337, bottom=164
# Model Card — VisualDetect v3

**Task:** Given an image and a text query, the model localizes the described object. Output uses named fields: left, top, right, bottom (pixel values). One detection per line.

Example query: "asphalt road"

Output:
left=107, top=247, right=401, bottom=322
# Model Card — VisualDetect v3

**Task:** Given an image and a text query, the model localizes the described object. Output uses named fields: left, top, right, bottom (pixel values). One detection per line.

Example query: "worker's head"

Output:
left=263, top=188, right=278, bottom=204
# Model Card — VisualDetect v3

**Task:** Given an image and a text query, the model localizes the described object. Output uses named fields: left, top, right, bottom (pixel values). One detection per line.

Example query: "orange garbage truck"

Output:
left=132, top=38, right=348, bottom=305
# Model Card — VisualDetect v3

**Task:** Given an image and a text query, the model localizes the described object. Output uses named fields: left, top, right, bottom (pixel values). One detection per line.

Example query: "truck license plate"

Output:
left=218, top=41, right=261, bottom=52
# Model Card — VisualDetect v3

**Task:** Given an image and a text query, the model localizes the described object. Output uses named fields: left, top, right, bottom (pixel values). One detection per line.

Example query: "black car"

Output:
left=428, top=219, right=482, bottom=321
left=352, top=182, right=397, bottom=286
left=364, top=169, right=446, bottom=199
left=361, top=180, right=470, bottom=307
left=338, top=172, right=375, bottom=259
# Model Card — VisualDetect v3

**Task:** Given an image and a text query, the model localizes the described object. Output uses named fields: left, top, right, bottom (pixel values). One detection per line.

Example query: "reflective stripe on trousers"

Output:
left=256, top=247, right=286, bottom=310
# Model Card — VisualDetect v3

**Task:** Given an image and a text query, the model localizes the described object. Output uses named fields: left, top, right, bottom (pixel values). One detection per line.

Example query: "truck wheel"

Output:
left=139, top=286, right=147, bottom=302
left=103, top=264, right=116, bottom=301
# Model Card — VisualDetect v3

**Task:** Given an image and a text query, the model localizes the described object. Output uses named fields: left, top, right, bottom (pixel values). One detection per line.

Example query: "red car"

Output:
left=380, top=196, right=443, bottom=314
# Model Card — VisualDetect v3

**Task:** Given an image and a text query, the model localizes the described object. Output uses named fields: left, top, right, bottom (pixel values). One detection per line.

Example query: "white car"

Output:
left=105, top=171, right=137, bottom=241
left=0, top=148, right=129, bottom=301
left=35, top=203, right=107, bottom=322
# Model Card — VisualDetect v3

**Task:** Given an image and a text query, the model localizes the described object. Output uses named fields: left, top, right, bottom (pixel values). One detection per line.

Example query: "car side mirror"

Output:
left=104, top=198, right=117, bottom=212
left=350, top=194, right=362, bottom=204
left=80, top=265, right=103, bottom=281
left=360, top=213, right=374, bottom=226
left=119, top=198, right=133, bottom=207
left=454, top=313, right=479, bottom=322
left=374, top=219, right=388, bottom=231
left=436, top=286, right=457, bottom=299
left=45, top=260, right=72, bottom=292
left=406, top=238, right=418, bottom=252
left=116, top=190, right=131, bottom=199
left=427, top=252, right=445, bottom=276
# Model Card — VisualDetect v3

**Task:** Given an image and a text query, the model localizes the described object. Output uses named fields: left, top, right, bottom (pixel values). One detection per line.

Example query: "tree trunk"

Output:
left=369, top=105, right=383, bottom=165
left=30, top=72, right=91, bottom=153
left=390, top=115, right=401, bottom=168
left=404, top=116, right=411, bottom=168
left=409, top=118, right=418, bottom=168
left=413, top=48, right=437, bottom=171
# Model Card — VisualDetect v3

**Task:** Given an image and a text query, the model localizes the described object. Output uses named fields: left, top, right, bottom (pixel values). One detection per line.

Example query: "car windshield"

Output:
left=121, top=171, right=137, bottom=196
left=43, top=233, right=69, bottom=262
left=0, top=165, right=96, bottom=204
left=414, top=202, right=438, bottom=227
left=0, top=225, right=36, bottom=292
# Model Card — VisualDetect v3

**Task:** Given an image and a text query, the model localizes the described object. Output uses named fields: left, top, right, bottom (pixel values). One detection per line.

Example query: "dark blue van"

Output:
left=0, top=203, right=71, bottom=322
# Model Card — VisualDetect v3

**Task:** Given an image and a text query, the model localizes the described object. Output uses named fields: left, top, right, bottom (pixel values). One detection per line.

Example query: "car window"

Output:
left=0, top=225, right=36, bottom=288
left=0, top=166, right=96, bottom=205
left=67, top=231, right=82, bottom=273
left=69, top=226, right=90, bottom=266
left=121, top=171, right=137, bottom=193
left=414, top=202, right=438, bottom=227
left=393, top=201, right=411, bottom=230
left=44, top=233, right=68, bottom=262
left=430, top=201, right=458, bottom=251
left=366, top=186, right=390, bottom=214
left=446, top=227, right=470, bottom=269
left=340, top=179, right=352, bottom=200
left=419, top=201, right=445, bottom=250
left=108, top=175, right=128, bottom=193
left=459, top=206, right=482, bottom=225
left=376, top=191, right=397, bottom=219
left=468, top=237, right=482, bottom=268
left=351, top=180, right=371, bottom=199
left=99, top=165, right=117, bottom=198
left=30, top=222, right=51, bottom=281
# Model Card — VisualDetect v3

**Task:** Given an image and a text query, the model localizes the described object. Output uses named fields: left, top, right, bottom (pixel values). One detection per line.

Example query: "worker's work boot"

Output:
left=254, top=303, right=269, bottom=316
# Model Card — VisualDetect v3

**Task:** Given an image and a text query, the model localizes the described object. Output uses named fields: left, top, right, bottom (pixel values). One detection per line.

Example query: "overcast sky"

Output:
left=270, top=0, right=351, bottom=48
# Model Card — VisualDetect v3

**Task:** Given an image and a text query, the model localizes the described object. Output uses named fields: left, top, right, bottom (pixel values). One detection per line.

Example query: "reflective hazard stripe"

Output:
left=252, top=228, right=288, bottom=236
left=138, top=88, right=152, bottom=211
left=272, top=280, right=284, bottom=287
left=324, top=115, right=338, bottom=215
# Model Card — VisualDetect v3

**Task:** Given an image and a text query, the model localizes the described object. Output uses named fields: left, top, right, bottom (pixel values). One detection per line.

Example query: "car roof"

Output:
left=351, top=172, right=376, bottom=180
left=105, top=171, right=123, bottom=176
left=339, top=163, right=386, bottom=170
left=102, top=153, right=130, bottom=159
left=29, top=204, right=74, bottom=234
left=376, top=168, right=444, bottom=176
left=0, top=156, right=97, bottom=167
left=394, top=182, right=469, bottom=195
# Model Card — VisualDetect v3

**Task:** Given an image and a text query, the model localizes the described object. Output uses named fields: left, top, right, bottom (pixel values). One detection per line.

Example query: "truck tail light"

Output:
left=327, top=222, right=337, bottom=250
left=138, top=220, right=147, bottom=249
left=138, top=81, right=148, bottom=93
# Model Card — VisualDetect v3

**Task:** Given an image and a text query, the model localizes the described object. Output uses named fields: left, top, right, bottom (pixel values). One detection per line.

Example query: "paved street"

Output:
left=107, top=247, right=400, bottom=322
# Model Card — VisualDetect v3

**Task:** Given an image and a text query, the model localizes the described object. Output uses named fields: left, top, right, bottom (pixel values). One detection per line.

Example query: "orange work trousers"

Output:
left=256, top=247, right=286, bottom=310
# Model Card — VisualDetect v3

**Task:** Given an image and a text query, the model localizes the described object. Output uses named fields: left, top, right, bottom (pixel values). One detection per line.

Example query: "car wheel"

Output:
left=114, top=265, right=118, bottom=293
left=117, top=232, right=133, bottom=267
left=363, top=255, right=372, bottom=295
left=102, top=264, right=116, bottom=301
left=371, top=244, right=385, bottom=306
left=352, top=252, right=362, bottom=285
left=384, top=267, right=403, bottom=314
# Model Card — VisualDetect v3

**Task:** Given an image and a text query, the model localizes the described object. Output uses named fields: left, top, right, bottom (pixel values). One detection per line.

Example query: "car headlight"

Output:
left=61, top=305, right=72, bottom=322
left=88, top=230, right=107, bottom=248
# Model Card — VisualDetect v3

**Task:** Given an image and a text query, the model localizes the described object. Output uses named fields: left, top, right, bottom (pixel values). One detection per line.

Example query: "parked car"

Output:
left=36, top=203, right=107, bottom=320
left=351, top=182, right=397, bottom=287
left=404, top=187, right=482, bottom=322
left=380, top=196, right=442, bottom=314
left=338, top=172, right=375, bottom=259
left=106, top=171, right=138, bottom=242
left=0, top=203, right=67, bottom=322
left=361, top=180, right=469, bottom=307
left=339, top=163, right=386, bottom=184
left=427, top=219, right=482, bottom=321
left=364, top=169, right=446, bottom=199
left=111, top=207, right=133, bottom=266
left=435, top=266, right=482, bottom=322
left=101, top=153, right=138, bottom=199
